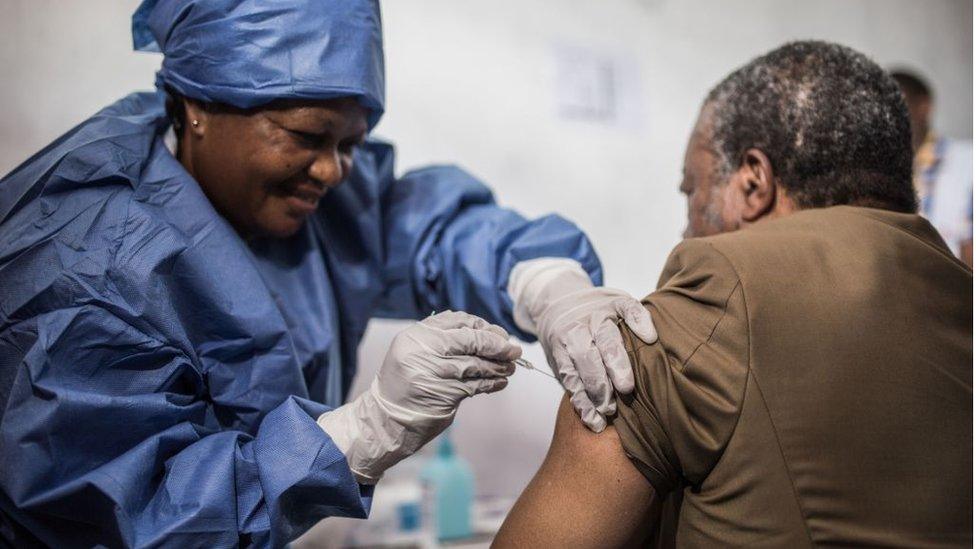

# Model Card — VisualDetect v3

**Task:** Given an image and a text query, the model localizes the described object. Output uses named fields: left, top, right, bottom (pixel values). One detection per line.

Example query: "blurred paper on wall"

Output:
left=552, top=42, right=645, bottom=131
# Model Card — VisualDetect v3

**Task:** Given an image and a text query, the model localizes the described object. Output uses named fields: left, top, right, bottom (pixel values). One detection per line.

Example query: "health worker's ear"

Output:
left=181, top=98, right=211, bottom=138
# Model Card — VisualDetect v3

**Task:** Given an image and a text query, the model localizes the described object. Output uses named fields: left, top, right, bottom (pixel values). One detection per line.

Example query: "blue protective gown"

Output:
left=0, top=91, right=602, bottom=547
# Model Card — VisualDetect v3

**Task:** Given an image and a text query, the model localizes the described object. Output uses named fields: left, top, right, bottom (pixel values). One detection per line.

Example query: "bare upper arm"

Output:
left=492, top=395, right=660, bottom=548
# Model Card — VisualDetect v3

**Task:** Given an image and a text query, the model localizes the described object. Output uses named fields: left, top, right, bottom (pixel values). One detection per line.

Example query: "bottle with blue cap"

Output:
left=421, top=429, right=475, bottom=541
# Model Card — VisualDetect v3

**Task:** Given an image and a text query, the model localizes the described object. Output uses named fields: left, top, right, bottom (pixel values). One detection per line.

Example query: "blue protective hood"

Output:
left=132, top=0, right=385, bottom=127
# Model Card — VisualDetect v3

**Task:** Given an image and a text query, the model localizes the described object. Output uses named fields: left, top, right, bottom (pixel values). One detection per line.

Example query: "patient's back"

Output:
left=614, top=205, right=972, bottom=547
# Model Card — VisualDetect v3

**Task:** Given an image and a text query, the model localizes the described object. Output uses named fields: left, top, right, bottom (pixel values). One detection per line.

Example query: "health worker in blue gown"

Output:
left=0, top=0, right=657, bottom=547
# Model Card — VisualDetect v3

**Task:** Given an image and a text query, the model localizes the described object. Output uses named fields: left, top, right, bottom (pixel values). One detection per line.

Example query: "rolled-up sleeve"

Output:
left=612, top=239, right=750, bottom=493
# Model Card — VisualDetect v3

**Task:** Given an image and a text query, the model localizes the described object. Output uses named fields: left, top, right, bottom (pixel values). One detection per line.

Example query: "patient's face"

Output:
left=680, top=110, right=737, bottom=238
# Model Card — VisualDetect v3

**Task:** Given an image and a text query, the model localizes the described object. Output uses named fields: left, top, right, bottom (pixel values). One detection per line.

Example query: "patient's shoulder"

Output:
left=620, top=237, right=751, bottom=491
left=684, top=206, right=923, bottom=275
left=654, top=237, right=741, bottom=290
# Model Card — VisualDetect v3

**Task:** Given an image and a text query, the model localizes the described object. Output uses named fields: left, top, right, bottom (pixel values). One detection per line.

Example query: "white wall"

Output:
left=1, top=0, right=971, bottom=522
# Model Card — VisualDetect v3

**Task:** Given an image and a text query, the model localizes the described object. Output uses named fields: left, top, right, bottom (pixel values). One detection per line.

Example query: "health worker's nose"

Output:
left=308, top=148, right=352, bottom=188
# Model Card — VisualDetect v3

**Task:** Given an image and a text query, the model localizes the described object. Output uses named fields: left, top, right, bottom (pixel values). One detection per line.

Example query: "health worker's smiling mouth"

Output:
left=283, top=182, right=327, bottom=216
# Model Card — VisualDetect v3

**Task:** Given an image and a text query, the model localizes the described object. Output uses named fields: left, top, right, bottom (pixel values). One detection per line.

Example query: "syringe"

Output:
left=426, top=311, right=556, bottom=380
left=514, top=357, right=556, bottom=379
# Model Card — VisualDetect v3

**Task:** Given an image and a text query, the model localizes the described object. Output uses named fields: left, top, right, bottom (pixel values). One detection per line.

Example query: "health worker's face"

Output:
left=180, top=97, right=368, bottom=239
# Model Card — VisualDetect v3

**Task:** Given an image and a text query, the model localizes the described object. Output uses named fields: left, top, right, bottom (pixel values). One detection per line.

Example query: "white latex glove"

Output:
left=508, top=258, right=657, bottom=432
left=317, top=311, right=520, bottom=484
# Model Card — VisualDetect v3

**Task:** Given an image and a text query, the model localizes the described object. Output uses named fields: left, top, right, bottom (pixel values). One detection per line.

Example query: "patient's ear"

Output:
left=729, top=148, right=777, bottom=222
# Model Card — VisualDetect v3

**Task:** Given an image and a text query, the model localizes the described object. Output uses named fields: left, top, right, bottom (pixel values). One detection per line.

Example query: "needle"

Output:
left=514, top=357, right=556, bottom=379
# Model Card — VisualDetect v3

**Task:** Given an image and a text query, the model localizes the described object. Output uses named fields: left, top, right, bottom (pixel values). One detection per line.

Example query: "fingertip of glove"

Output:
left=616, top=384, right=635, bottom=396
left=487, top=377, right=509, bottom=393
left=504, top=343, right=523, bottom=361
left=576, top=404, right=608, bottom=433
left=586, top=416, right=607, bottom=433
left=608, top=368, right=636, bottom=395
left=631, top=320, right=658, bottom=344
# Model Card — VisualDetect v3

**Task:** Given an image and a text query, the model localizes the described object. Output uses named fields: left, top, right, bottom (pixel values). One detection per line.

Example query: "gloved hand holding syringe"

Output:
left=421, top=310, right=555, bottom=380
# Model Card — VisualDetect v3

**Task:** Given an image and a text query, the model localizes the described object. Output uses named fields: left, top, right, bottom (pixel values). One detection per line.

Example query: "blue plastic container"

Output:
left=420, top=432, right=474, bottom=541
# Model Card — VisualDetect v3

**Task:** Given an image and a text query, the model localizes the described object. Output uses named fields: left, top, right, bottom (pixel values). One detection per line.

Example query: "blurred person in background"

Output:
left=892, top=69, right=973, bottom=266
left=0, top=0, right=655, bottom=546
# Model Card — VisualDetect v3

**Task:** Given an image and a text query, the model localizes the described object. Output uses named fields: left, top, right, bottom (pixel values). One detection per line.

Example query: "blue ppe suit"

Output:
left=0, top=0, right=602, bottom=546
left=0, top=91, right=601, bottom=547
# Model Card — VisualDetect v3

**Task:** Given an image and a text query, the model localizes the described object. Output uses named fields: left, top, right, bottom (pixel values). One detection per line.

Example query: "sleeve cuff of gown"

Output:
left=254, top=396, right=374, bottom=545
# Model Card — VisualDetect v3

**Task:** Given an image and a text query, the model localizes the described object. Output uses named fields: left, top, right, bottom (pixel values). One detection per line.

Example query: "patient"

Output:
left=494, top=41, right=972, bottom=547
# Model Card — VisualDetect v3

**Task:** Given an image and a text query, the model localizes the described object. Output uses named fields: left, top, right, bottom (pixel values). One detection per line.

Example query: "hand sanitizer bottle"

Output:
left=421, top=430, right=474, bottom=541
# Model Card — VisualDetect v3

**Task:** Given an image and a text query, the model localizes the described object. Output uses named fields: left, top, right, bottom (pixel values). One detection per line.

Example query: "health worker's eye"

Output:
left=338, top=136, right=365, bottom=154
left=289, top=129, right=328, bottom=147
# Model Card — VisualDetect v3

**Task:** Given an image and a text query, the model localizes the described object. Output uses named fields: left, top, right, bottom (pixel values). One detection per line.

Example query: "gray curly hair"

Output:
left=705, top=40, right=918, bottom=213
